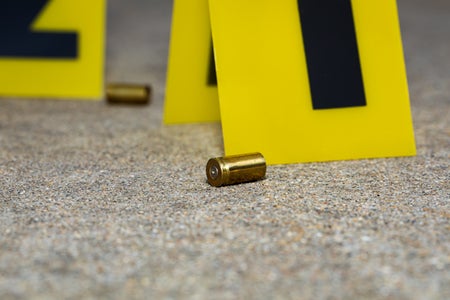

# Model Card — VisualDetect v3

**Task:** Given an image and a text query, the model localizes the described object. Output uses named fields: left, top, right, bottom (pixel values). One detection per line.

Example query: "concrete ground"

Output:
left=0, top=0, right=449, bottom=299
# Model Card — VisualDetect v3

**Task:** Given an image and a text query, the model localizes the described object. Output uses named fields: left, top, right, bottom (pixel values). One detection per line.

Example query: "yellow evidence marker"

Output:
left=208, top=0, right=416, bottom=165
left=164, top=0, right=220, bottom=124
left=0, top=0, right=106, bottom=99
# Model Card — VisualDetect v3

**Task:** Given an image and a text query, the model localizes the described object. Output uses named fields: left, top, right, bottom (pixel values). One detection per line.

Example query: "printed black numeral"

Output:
left=0, top=0, right=78, bottom=58
left=298, top=0, right=366, bottom=109
left=207, top=41, right=217, bottom=86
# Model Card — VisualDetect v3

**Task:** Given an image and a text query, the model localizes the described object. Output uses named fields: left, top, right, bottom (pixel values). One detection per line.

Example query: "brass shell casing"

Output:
left=206, top=153, right=266, bottom=187
left=106, top=83, right=151, bottom=105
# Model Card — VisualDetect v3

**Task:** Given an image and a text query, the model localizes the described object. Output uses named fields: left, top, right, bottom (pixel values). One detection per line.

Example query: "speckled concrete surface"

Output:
left=0, top=0, right=449, bottom=299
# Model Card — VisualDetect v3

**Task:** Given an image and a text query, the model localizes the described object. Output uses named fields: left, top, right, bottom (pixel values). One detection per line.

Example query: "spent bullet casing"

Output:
left=206, top=153, right=266, bottom=187
left=106, top=83, right=151, bottom=104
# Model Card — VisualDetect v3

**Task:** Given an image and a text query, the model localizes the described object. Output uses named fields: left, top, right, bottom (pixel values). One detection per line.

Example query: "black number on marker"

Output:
left=298, top=0, right=366, bottom=109
left=0, top=0, right=78, bottom=58
left=207, top=41, right=217, bottom=86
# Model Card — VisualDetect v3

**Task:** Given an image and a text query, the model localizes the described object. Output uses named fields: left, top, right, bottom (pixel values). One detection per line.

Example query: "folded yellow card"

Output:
left=164, top=0, right=220, bottom=124
left=0, top=0, right=105, bottom=99
left=209, top=0, right=416, bottom=164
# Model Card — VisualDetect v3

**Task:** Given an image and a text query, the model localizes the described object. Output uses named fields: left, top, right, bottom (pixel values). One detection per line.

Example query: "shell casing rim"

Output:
left=206, top=158, right=229, bottom=187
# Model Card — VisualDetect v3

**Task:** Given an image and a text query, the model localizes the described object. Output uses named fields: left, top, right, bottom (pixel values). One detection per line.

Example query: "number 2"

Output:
left=0, top=0, right=78, bottom=58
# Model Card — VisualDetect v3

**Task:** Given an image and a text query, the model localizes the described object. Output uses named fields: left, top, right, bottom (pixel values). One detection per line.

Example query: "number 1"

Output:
left=298, top=0, right=366, bottom=109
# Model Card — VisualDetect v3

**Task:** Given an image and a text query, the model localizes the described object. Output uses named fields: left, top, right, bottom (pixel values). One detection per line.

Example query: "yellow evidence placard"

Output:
left=0, top=0, right=106, bottom=99
left=209, top=0, right=416, bottom=165
left=164, top=0, right=220, bottom=124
